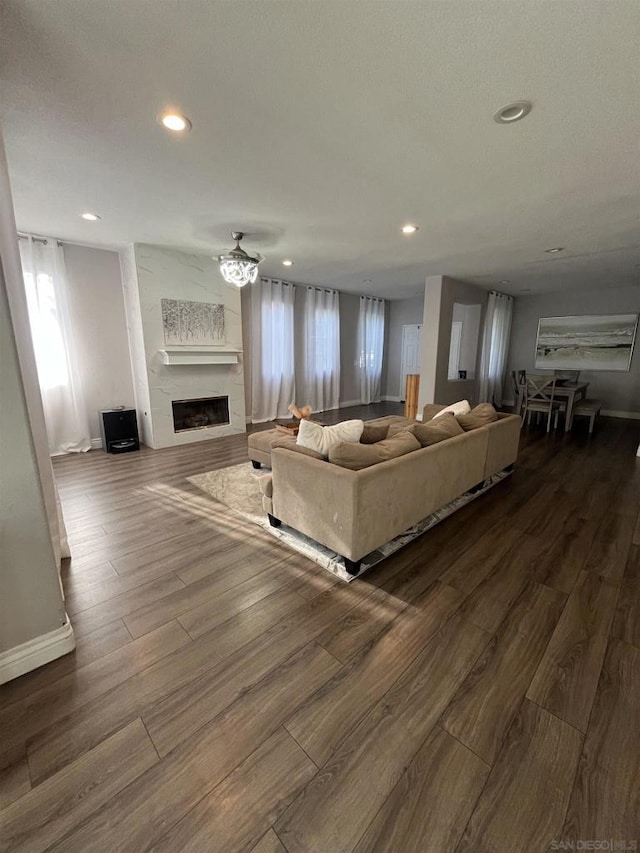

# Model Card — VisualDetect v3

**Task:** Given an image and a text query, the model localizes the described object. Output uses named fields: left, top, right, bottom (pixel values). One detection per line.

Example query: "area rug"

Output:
left=188, top=463, right=511, bottom=583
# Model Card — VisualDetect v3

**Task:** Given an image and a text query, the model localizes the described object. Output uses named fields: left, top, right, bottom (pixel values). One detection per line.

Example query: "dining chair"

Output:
left=511, top=370, right=527, bottom=415
left=522, top=375, right=562, bottom=433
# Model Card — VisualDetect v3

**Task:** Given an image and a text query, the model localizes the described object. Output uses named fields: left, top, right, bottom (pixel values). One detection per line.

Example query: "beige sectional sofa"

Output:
left=258, top=407, right=521, bottom=575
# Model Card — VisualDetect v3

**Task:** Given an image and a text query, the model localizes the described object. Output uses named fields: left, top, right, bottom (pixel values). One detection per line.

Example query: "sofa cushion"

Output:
left=271, top=433, right=325, bottom=460
left=360, top=423, right=389, bottom=444
left=412, top=413, right=464, bottom=446
left=432, top=399, right=471, bottom=419
left=297, top=418, right=364, bottom=457
left=457, top=402, right=499, bottom=431
left=328, top=429, right=420, bottom=470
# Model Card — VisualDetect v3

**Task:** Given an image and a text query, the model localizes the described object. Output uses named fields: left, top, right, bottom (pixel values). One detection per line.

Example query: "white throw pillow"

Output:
left=432, top=399, right=471, bottom=420
left=296, top=419, right=364, bottom=457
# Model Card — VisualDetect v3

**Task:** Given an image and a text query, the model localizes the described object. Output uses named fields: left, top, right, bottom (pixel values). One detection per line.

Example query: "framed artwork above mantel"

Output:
left=161, top=298, right=225, bottom=346
left=535, top=313, right=638, bottom=372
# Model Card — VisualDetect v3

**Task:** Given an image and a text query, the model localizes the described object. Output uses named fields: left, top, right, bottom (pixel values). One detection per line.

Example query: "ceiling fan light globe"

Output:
left=218, top=258, right=259, bottom=288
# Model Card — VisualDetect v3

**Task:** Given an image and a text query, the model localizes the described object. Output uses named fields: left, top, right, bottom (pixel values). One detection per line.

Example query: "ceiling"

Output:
left=1, top=0, right=639, bottom=300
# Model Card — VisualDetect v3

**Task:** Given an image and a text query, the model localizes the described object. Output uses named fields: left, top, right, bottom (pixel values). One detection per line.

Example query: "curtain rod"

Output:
left=260, top=277, right=337, bottom=295
left=306, top=285, right=337, bottom=294
left=17, top=232, right=63, bottom=247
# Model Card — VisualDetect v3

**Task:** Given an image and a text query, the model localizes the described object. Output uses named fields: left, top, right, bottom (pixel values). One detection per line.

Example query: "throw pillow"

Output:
left=457, top=402, right=498, bottom=431
left=360, top=423, right=389, bottom=444
left=387, top=421, right=417, bottom=439
left=432, top=399, right=471, bottom=420
left=328, top=430, right=420, bottom=470
left=297, top=418, right=364, bottom=457
left=412, top=413, right=464, bottom=447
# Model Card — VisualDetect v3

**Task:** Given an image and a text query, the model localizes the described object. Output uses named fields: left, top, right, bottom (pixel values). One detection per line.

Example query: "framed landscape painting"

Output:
left=535, top=314, right=638, bottom=371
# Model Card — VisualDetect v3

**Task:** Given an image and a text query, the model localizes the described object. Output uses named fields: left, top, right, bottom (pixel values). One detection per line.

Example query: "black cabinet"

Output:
left=100, top=408, right=140, bottom=454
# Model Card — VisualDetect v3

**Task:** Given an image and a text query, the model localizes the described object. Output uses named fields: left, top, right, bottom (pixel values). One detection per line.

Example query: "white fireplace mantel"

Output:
left=158, top=346, right=242, bottom=366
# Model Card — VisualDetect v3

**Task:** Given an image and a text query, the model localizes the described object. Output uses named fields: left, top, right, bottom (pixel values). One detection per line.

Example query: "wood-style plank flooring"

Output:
left=1, top=404, right=639, bottom=852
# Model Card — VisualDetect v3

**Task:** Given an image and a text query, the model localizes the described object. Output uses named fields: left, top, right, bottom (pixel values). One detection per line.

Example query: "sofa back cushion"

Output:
left=360, top=423, right=389, bottom=444
left=457, top=402, right=498, bottom=431
left=297, top=418, right=364, bottom=457
left=328, top=430, right=420, bottom=470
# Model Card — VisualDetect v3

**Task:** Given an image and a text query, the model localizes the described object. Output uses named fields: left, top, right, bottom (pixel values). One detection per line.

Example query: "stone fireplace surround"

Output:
left=120, top=244, right=246, bottom=449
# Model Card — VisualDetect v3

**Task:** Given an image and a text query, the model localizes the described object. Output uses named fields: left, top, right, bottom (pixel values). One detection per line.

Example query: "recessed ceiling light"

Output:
left=545, top=247, right=564, bottom=253
left=282, top=259, right=293, bottom=267
left=81, top=212, right=101, bottom=221
left=159, top=113, right=192, bottom=132
left=521, top=288, right=532, bottom=293
left=401, top=224, right=419, bottom=234
left=363, top=279, right=372, bottom=284
left=499, top=280, right=511, bottom=285
left=493, top=101, right=532, bottom=124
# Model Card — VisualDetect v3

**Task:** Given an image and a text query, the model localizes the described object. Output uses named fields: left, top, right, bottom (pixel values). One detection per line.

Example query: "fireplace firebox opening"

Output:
left=172, top=396, right=230, bottom=433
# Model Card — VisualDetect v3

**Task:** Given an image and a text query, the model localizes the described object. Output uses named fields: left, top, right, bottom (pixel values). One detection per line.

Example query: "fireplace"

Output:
left=172, top=396, right=230, bottom=433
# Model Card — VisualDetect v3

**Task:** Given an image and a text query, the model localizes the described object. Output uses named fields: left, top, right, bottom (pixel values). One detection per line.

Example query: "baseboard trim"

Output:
left=0, top=617, right=76, bottom=685
left=90, top=437, right=103, bottom=449
left=381, top=395, right=402, bottom=403
left=339, top=399, right=361, bottom=409
left=601, top=409, right=640, bottom=420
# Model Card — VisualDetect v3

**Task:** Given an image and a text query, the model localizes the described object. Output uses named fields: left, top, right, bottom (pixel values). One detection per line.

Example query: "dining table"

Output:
left=554, top=382, right=590, bottom=431
left=516, top=380, right=590, bottom=432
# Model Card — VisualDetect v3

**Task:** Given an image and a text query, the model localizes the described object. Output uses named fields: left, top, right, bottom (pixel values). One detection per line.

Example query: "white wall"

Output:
left=63, top=244, right=135, bottom=444
left=507, top=284, right=640, bottom=414
left=0, top=129, right=72, bottom=675
left=382, top=295, right=424, bottom=399
left=418, top=275, right=488, bottom=412
left=125, top=244, right=246, bottom=448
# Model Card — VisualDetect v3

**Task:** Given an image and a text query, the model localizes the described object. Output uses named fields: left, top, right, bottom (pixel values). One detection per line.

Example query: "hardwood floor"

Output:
left=1, top=404, right=639, bottom=852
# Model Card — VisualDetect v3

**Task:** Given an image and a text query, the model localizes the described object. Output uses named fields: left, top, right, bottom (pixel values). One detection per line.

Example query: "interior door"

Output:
left=400, top=324, right=422, bottom=400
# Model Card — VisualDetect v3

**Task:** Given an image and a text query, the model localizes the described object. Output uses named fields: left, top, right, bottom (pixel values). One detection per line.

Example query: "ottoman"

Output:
left=247, top=428, right=281, bottom=469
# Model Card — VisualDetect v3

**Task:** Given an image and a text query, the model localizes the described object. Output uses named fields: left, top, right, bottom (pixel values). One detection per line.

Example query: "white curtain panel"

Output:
left=250, top=278, right=296, bottom=422
left=358, top=296, right=385, bottom=404
left=19, top=236, right=91, bottom=455
left=300, top=286, right=340, bottom=413
left=478, top=290, right=514, bottom=406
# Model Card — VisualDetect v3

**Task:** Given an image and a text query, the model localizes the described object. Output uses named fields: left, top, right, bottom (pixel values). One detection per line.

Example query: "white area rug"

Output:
left=188, top=463, right=511, bottom=583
